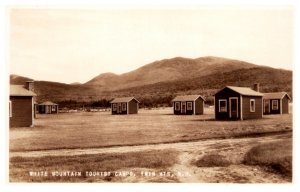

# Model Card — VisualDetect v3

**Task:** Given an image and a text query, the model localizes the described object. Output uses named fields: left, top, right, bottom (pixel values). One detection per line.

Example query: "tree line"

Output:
left=55, top=95, right=180, bottom=110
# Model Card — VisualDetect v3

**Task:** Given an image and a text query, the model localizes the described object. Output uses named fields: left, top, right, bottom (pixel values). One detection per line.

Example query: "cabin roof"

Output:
left=10, top=85, right=36, bottom=96
left=215, top=86, right=264, bottom=96
left=172, top=95, right=205, bottom=102
left=263, top=92, right=291, bottom=100
left=39, top=101, right=58, bottom=105
left=110, top=97, right=139, bottom=103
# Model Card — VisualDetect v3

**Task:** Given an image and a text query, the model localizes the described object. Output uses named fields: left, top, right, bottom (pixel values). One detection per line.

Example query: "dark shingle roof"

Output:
left=10, top=85, right=36, bottom=96
left=110, top=97, right=139, bottom=103
left=219, top=86, right=264, bottom=96
left=39, top=101, right=58, bottom=105
left=263, top=92, right=291, bottom=100
left=172, top=95, right=205, bottom=102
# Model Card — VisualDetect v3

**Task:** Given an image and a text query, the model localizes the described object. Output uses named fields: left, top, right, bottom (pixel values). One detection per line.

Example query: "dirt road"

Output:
left=10, top=132, right=291, bottom=158
left=9, top=132, right=291, bottom=157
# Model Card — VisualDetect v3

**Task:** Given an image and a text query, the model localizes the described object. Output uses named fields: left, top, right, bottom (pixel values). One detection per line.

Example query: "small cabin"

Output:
left=34, top=101, right=38, bottom=117
left=38, top=101, right=59, bottom=114
left=172, top=95, right=205, bottom=115
left=263, top=92, right=291, bottom=115
left=110, top=97, right=139, bottom=115
left=9, top=81, right=36, bottom=127
left=214, top=86, right=263, bottom=120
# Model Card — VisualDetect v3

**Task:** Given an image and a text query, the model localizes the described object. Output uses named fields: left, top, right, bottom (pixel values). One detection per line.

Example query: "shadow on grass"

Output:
left=190, top=118, right=216, bottom=122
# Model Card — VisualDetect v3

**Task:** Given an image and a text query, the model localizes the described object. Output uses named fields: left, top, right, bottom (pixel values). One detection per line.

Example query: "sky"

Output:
left=9, top=6, right=294, bottom=84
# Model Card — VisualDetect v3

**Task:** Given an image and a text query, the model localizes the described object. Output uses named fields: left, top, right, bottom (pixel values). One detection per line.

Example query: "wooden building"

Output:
left=172, top=95, right=205, bottom=115
left=214, top=86, right=263, bottom=120
left=34, top=101, right=38, bottom=118
left=263, top=92, right=291, bottom=115
left=9, top=81, right=36, bottom=127
left=38, top=101, right=59, bottom=114
left=110, top=97, right=139, bottom=115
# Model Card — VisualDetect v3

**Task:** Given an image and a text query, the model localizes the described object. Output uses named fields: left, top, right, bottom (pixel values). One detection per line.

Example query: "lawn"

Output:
left=10, top=107, right=292, bottom=152
left=243, top=139, right=292, bottom=177
left=10, top=149, right=179, bottom=182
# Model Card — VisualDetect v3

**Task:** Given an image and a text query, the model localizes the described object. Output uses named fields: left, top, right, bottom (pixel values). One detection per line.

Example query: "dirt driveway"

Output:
left=10, top=131, right=291, bottom=158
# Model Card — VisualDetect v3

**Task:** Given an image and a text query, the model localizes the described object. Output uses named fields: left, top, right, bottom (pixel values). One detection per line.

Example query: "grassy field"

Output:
left=243, top=139, right=292, bottom=177
left=10, top=107, right=292, bottom=152
left=189, top=137, right=292, bottom=182
left=9, top=106, right=293, bottom=183
left=10, top=149, right=179, bottom=182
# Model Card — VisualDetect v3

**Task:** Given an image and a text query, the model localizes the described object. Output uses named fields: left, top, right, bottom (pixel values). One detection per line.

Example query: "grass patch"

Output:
left=193, top=154, right=231, bottom=167
left=243, top=139, right=292, bottom=177
left=10, top=150, right=178, bottom=182
left=10, top=110, right=292, bottom=152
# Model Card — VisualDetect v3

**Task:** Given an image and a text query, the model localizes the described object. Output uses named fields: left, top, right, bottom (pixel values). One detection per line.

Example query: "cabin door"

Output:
left=264, top=100, right=270, bottom=114
left=117, top=103, right=122, bottom=114
left=181, top=102, right=186, bottom=114
left=229, top=98, right=238, bottom=119
left=46, top=106, right=51, bottom=114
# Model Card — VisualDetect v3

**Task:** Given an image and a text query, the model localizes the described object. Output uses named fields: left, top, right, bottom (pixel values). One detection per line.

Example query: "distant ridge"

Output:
left=70, top=82, right=82, bottom=85
left=10, top=74, right=33, bottom=85
left=10, top=56, right=292, bottom=102
left=84, top=56, right=257, bottom=91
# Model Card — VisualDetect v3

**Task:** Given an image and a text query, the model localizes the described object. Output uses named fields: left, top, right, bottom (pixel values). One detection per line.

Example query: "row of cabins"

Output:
left=9, top=82, right=291, bottom=127
left=110, top=95, right=206, bottom=115
left=110, top=85, right=291, bottom=120
left=109, top=95, right=205, bottom=115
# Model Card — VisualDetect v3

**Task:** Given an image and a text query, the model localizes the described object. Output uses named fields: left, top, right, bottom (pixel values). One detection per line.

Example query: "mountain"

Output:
left=84, top=56, right=257, bottom=91
left=10, top=74, right=33, bottom=84
left=10, top=56, right=292, bottom=103
left=70, top=82, right=82, bottom=85
left=85, top=72, right=119, bottom=90
left=114, top=66, right=292, bottom=103
left=10, top=75, right=101, bottom=102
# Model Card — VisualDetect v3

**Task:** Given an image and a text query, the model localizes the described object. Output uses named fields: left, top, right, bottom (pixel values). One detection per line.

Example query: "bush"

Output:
left=243, top=140, right=292, bottom=177
left=194, top=154, right=231, bottom=167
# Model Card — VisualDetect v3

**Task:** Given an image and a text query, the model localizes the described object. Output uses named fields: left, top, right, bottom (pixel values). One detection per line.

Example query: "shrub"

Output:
left=194, top=154, right=231, bottom=167
left=243, top=140, right=292, bottom=177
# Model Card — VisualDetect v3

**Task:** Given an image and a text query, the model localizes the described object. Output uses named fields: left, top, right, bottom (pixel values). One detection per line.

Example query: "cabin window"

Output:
left=175, top=102, right=180, bottom=111
left=9, top=101, right=12, bottom=117
left=219, top=99, right=227, bottom=112
left=52, top=105, right=56, bottom=111
left=187, top=102, right=193, bottom=110
left=112, top=104, right=117, bottom=111
left=272, top=100, right=278, bottom=110
left=122, top=103, right=127, bottom=111
left=250, top=99, right=255, bottom=112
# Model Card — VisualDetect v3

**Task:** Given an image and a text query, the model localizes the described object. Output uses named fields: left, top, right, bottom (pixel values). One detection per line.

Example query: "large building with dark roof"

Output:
left=9, top=81, right=36, bottom=127
left=263, top=92, right=291, bottom=115
left=110, top=97, right=139, bottom=115
left=214, top=86, right=264, bottom=120
left=172, top=95, right=205, bottom=115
